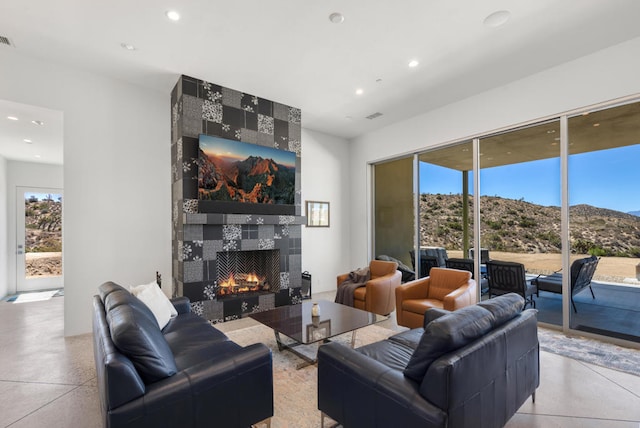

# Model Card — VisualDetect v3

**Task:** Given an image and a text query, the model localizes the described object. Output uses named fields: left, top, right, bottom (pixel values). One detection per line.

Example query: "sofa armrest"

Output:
left=112, top=343, right=273, bottom=427
left=318, top=342, right=446, bottom=428
left=442, top=280, right=477, bottom=311
left=170, top=296, right=191, bottom=315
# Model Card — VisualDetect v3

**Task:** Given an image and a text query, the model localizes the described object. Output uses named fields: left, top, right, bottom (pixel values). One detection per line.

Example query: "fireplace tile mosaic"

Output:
left=171, top=75, right=303, bottom=322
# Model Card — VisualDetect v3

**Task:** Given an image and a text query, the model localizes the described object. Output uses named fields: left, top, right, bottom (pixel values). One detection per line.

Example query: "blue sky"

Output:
left=200, top=134, right=295, bottom=168
left=420, top=144, right=640, bottom=213
left=24, top=192, right=62, bottom=202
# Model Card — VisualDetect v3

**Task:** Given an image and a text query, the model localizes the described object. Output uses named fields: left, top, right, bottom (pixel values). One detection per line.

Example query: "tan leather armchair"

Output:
left=336, top=260, right=402, bottom=315
left=395, top=267, right=477, bottom=329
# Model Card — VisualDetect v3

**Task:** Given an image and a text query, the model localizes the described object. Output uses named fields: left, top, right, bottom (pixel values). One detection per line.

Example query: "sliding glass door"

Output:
left=418, top=142, right=474, bottom=279
left=370, top=96, right=640, bottom=345
left=479, top=120, right=562, bottom=319
left=373, top=156, right=415, bottom=271
left=567, top=101, right=640, bottom=341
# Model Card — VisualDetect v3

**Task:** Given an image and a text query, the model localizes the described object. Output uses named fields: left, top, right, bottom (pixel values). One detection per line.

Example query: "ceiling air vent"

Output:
left=0, top=36, right=14, bottom=47
left=366, top=112, right=383, bottom=120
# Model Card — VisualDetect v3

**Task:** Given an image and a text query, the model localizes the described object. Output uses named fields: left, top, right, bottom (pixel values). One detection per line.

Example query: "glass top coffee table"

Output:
left=249, top=300, right=386, bottom=368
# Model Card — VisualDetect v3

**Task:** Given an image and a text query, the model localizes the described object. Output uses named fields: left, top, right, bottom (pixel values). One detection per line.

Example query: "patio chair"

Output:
left=485, top=260, right=537, bottom=309
left=376, top=254, right=415, bottom=282
left=469, top=248, right=491, bottom=264
left=445, top=257, right=489, bottom=294
left=409, top=250, right=440, bottom=278
left=533, top=255, right=599, bottom=313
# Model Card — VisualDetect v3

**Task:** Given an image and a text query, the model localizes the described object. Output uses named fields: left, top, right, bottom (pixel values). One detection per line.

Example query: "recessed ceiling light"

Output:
left=484, top=10, right=510, bottom=28
left=554, top=137, right=560, bottom=141
left=34, top=154, right=41, bottom=159
left=546, top=129, right=556, bottom=134
left=23, top=139, right=32, bottom=143
left=355, top=88, right=363, bottom=95
left=31, top=120, right=44, bottom=126
left=7, top=116, right=18, bottom=121
left=408, top=60, right=419, bottom=68
left=120, top=43, right=136, bottom=51
left=166, top=10, right=180, bottom=21
left=593, top=123, right=600, bottom=127
left=329, top=12, right=344, bottom=24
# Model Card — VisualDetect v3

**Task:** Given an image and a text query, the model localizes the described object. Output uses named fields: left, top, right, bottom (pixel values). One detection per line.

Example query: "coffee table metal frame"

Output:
left=249, top=300, right=384, bottom=369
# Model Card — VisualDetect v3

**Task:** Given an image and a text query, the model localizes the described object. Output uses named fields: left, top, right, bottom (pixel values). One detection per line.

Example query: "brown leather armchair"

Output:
left=395, top=267, right=477, bottom=329
left=336, top=260, right=402, bottom=315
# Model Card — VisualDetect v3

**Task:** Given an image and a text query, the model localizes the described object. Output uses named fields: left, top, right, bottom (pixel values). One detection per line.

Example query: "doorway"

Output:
left=16, top=186, right=63, bottom=292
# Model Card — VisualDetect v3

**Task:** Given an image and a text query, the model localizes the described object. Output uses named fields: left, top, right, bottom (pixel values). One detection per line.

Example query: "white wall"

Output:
left=5, top=161, right=63, bottom=297
left=349, top=36, right=640, bottom=267
left=301, top=128, right=351, bottom=294
left=0, top=155, right=7, bottom=298
left=0, top=49, right=173, bottom=335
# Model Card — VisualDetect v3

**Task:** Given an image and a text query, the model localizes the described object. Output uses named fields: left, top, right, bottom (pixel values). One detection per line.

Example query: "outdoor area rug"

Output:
left=538, top=326, right=640, bottom=377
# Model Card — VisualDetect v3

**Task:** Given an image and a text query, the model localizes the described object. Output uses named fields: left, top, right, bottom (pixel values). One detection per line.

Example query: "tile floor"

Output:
left=1, top=292, right=639, bottom=427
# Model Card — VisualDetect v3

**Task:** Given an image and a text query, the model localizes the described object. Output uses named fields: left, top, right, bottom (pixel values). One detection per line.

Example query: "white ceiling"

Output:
left=2, top=0, right=640, bottom=166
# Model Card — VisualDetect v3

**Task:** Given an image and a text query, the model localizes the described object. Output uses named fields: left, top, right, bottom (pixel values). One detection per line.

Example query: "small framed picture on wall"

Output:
left=306, top=201, right=330, bottom=227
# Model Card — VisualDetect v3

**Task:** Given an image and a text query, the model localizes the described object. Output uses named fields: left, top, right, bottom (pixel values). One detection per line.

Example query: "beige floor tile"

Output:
left=517, top=351, right=640, bottom=421
left=7, top=385, right=102, bottom=428
left=586, top=361, right=640, bottom=397
left=507, top=413, right=640, bottom=427
left=0, top=381, right=75, bottom=427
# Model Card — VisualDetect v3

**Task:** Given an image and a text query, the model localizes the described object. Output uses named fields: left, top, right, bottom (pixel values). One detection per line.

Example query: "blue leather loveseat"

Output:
left=92, top=282, right=273, bottom=428
left=318, top=293, right=539, bottom=428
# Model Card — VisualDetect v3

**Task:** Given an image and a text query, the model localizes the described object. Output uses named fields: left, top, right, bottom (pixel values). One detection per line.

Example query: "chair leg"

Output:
left=532, top=392, right=536, bottom=403
left=589, top=285, right=595, bottom=299
left=571, top=297, right=577, bottom=313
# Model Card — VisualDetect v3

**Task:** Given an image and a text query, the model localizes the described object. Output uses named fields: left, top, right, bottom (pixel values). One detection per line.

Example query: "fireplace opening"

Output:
left=216, top=249, right=280, bottom=298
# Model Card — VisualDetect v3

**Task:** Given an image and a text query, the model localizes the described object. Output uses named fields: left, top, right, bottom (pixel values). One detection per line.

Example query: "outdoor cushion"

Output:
left=403, top=305, right=494, bottom=382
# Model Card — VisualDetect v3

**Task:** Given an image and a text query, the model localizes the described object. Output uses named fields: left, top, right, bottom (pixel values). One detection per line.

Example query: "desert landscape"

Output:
left=421, top=193, right=640, bottom=284
left=24, top=195, right=62, bottom=278
left=447, top=250, right=639, bottom=284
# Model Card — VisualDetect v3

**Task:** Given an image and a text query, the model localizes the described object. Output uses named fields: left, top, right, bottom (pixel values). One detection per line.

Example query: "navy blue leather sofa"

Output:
left=318, top=293, right=539, bottom=428
left=92, top=282, right=273, bottom=428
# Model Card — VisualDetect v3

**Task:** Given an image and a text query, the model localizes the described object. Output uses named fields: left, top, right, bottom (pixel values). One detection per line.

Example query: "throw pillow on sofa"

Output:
left=403, top=305, right=495, bottom=382
left=130, top=281, right=177, bottom=329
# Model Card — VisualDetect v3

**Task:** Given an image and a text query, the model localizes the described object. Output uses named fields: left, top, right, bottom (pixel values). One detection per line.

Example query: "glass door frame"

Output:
left=369, top=94, right=640, bottom=349
left=16, top=186, right=64, bottom=292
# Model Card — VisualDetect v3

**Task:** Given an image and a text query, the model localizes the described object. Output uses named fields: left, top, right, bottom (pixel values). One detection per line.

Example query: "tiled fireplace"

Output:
left=171, top=75, right=304, bottom=323
left=216, top=248, right=280, bottom=297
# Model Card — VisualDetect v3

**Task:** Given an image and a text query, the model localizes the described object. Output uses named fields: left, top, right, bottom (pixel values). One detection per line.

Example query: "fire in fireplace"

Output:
left=217, top=272, right=270, bottom=296
left=216, top=249, right=280, bottom=298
